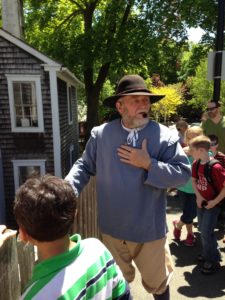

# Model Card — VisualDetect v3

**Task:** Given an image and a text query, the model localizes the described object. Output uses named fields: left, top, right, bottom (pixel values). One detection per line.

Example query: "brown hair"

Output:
left=189, top=135, right=211, bottom=151
left=176, top=120, right=188, bottom=130
left=184, top=126, right=203, bottom=145
left=208, top=134, right=219, bottom=145
left=14, top=175, right=77, bottom=241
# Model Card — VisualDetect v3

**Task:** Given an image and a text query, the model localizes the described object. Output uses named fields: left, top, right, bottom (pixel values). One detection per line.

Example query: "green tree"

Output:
left=22, top=0, right=192, bottom=137
left=188, top=59, right=225, bottom=112
left=18, top=0, right=219, bottom=138
left=178, top=43, right=210, bottom=82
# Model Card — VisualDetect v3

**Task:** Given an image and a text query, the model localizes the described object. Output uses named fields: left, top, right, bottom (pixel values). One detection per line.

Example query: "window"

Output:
left=6, top=74, right=44, bottom=132
left=67, top=85, right=76, bottom=124
left=12, top=160, right=45, bottom=191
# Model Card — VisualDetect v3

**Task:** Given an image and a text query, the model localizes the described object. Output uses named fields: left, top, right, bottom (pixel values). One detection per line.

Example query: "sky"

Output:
left=187, top=27, right=205, bottom=43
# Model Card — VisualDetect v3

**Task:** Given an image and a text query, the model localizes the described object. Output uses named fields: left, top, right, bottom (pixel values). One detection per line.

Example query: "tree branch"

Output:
left=68, top=0, right=85, bottom=10
left=95, top=62, right=111, bottom=90
left=56, top=9, right=83, bottom=29
left=120, top=0, right=134, bottom=28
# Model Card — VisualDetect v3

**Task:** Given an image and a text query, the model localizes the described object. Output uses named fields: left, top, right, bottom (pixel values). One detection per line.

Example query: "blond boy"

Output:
left=190, top=135, right=225, bottom=274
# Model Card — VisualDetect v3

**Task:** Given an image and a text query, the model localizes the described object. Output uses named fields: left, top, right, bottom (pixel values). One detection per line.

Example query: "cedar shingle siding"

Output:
left=0, top=37, right=78, bottom=226
left=58, top=78, right=79, bottom=178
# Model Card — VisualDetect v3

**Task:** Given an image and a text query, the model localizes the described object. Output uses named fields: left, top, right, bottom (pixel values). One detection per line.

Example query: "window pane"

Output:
left=15, top=106, right=22, bottom=116
left=18, top=166, right=40, bottom=186
left=13, top=82, right=22, bottom=105
left=16, top=116, right=22, bottom=127
left=22, top=83, right=32, bottom=104
left=13, top=81, right=38, bottom=127
left=31, top=106, right=38, bottom=126
left=24, top=106, right=31, bottom=116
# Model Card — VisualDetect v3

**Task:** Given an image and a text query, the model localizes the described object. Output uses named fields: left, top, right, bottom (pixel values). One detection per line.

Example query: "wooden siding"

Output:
left=58, top=78, right=79, bottom=178
left=0, top=36, right=55, bottom=227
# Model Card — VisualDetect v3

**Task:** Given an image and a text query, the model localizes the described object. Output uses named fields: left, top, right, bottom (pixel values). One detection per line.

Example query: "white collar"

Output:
left=121, top=120, right=147, bottom=147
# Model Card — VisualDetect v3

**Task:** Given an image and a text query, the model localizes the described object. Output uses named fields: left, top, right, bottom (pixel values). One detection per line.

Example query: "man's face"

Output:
left=116, top=95, right=151, bottom=128
left=206, top=102, right=219, bottom=119
left=176, top=126, right=186, bottom=135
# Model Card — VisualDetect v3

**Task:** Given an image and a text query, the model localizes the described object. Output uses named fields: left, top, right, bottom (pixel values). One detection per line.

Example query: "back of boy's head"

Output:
left=189, top=135, right=211, bottom=151
left=176, top=120, right=188, bottom=130
left=14, top=174, right=77, bottom=242
left=207, top=134, right=219, bottom=146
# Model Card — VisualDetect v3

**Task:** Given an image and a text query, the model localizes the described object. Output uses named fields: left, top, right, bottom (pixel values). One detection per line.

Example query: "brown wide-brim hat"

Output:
left=103, top=74, right=165, bottom=108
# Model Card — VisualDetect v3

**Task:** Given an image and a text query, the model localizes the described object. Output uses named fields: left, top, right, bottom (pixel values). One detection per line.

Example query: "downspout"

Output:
left=0, top=149, right=5, bottom=223
left=213, top=0, right=225, bottom=103
left=43, top=65, right=62, bottom=177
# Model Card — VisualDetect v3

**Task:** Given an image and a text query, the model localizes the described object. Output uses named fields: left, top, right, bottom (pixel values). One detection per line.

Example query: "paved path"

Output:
left=130, top=195, right=225, bottom=299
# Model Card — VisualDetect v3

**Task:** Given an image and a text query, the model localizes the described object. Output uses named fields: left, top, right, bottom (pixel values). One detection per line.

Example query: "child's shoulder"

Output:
left=215, top=151, right=225, bottom=159
left=82, top=237, right=108, bottom=252
left=210, top=160, right=225, bottom=175
left=80, top=238, right=114, bottom=262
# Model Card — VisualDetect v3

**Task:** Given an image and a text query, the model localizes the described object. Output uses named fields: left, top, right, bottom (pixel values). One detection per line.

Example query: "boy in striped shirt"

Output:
left=14, top=175, right=131, bottom=300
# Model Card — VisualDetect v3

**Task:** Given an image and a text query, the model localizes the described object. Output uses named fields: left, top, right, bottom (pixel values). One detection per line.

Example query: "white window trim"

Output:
left=69, top=144, right=74, bottom=168
left=12, top=159, right=46, bottom=192
left=67, top=84, right=73, bottom=125
left=6, top=74, right=44, bottom=132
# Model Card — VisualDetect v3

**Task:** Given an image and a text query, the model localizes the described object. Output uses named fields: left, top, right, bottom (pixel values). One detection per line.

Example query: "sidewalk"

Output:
left=130, top=194, right=225, bottom=299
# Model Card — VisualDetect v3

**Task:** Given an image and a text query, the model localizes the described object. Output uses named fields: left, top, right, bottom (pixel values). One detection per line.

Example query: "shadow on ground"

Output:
left=178, top=265, right=225, bottom=298
left=166, top=194, right=225, bottom=299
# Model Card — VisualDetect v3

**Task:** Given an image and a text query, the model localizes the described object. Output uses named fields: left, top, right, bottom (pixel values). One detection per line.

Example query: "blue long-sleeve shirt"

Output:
left=66, top=119, right=191, bottom=243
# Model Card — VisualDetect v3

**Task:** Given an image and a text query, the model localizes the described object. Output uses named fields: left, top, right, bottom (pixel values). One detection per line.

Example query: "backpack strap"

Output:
left=204, top=159, right=225, bottom=206
left=204, top=159, right=221, bottom=185
left=195, top=159, right=201, bottom=179
left=195, top=158, right=220, bottom=184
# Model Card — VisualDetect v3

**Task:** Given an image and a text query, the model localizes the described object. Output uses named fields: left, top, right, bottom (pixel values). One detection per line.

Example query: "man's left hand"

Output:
left=117, top=139, right=151, bottom=171
left=0, top=225, right=17, bottom=247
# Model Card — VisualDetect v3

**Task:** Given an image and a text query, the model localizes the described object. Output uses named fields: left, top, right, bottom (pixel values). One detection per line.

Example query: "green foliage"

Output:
left=23, top=0, right=191, bottom=82
left=98, top=80, right=115, bottom=122
left=178, top=43, right=211, bottom=81
left=187, top=59, right=225, bottom=112
left=187, top=60, right=213, bottom=108
left=20, top=0, right=220, bottom=132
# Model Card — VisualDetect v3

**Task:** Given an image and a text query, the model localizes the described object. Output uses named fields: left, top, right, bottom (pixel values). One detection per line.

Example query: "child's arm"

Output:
left=192, top=177, right=205, bottom=208
left=206, top=185, right=225, bottom=209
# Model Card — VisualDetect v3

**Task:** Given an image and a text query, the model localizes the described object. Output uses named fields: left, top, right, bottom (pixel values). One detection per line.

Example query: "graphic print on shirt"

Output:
left=197, top=174, right=208, bottom=192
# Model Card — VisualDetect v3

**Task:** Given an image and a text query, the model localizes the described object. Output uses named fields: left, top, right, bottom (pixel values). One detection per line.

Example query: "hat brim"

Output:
left=103, top=92, right=165, bottom=108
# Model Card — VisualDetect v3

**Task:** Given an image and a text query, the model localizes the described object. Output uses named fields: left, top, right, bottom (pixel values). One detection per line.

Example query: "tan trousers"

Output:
left=102, top=234, right=173, bottom=295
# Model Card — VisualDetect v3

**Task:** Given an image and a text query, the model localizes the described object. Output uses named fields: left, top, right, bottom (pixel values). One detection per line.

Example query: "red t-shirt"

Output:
left=215, top=152, right=225, bottom=168
left=192, top=160, right=225, bottom=201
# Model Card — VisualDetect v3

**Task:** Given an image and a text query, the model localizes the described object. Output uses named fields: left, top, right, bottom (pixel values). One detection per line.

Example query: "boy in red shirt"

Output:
left=208, top=134, right=225, bottom=243
left=208, top=134, right=225, bottom=168
left=190, top=135, right=225, bottom=274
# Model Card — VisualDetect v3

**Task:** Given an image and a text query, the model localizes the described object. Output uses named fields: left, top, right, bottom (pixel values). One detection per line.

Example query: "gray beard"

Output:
left=122, top=115, right=149, bottom=129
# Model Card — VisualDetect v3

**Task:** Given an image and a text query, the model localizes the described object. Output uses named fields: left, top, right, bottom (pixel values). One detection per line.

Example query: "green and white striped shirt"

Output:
left=21, top=234, right=127, bottom=299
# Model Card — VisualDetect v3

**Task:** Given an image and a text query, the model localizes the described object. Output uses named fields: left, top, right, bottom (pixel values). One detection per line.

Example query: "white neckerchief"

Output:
left=121, top=121, right=146, bottom=147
